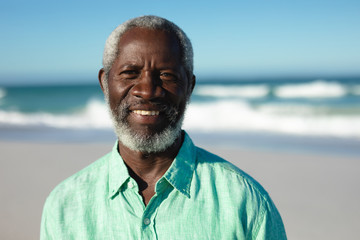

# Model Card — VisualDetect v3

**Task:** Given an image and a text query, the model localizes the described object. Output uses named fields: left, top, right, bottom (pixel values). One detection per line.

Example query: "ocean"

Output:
left=1, top=77, right=360, bottom=156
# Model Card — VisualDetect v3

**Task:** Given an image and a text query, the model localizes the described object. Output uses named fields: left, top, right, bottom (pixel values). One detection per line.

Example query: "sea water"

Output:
left=1, top=77, right=359, bottom=156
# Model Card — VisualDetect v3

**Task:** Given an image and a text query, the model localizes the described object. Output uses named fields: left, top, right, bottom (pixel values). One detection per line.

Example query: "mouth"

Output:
left=132, top=110, right=160, bottom=116
left=129, top=109, right=163, bottom=126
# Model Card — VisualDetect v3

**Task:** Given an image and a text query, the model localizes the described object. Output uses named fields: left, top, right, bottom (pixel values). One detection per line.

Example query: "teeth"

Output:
left=133, top=110, right=160, bottom=116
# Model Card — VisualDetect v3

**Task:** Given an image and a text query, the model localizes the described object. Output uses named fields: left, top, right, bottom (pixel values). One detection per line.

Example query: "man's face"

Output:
left=101, top=27, right=193, bottom=152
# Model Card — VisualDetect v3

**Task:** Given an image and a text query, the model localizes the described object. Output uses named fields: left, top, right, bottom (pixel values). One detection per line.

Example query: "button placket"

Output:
left=142, top=197, right=157, bottom=228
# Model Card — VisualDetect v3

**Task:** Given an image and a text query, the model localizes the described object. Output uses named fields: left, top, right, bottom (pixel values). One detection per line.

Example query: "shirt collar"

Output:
left=108, top=131, right=196, bottom=199
left=162, top=132, right=196, bottom=199
left=108, top=141, right=130, bottom=199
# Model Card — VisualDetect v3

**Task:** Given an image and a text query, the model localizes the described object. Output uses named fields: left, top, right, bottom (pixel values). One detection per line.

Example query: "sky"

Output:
left=1, top=0, right=359, bottom=85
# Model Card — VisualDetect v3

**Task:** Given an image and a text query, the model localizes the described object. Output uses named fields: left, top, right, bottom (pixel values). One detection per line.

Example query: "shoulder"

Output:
left=194, top=146, right=269, bottom=199
left=41, top=151, right=112, bottom=239
left=44, top=151, right=111, bottom=207
left=193, top=147, right=287, bottom=239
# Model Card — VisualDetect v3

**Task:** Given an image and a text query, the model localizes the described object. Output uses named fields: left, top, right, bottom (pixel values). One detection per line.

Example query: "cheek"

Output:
left=164, top=82, right=189, bottom=104
left=108, top=81, right=132, bottom=108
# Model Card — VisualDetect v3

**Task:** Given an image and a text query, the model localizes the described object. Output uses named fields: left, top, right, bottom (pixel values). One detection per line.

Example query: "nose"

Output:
left=131, top=71, right=165, bottom=100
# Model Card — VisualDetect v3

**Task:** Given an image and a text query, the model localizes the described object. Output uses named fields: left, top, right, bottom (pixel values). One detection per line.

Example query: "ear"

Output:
left=98, top=68, right=106, bottom=93
left=189, top=74, right=196, bottom=94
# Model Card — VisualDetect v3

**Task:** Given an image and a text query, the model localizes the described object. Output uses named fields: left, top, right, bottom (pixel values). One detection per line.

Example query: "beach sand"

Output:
left=1, top=141, right=359, bottom=240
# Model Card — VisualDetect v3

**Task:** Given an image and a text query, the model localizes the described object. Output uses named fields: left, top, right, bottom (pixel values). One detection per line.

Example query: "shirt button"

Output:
left=143, top=218, right=151, bottom=225
left=128, top=182, right=134, bottom=188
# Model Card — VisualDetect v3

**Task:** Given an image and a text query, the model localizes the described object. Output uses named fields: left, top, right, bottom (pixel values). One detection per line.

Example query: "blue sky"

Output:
left=1, top=0, right=359, bottom=85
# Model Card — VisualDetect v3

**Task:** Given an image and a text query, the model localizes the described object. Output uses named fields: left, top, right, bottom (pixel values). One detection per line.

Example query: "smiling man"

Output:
left=41, top=16, right=286, bottom=239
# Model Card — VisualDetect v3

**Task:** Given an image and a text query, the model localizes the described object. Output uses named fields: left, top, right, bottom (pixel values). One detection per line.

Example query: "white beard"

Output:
left=111, top=112, right=184, bottom=153
left=103, top=82, right=186, bottom=153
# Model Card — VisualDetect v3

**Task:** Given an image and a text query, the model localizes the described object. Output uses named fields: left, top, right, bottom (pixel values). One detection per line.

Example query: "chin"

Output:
left=112, top=115, right=184, bottom=154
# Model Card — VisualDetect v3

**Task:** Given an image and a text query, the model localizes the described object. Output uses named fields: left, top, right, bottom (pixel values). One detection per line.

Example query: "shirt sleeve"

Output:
left=40, top=197, right=55, bottom=240
left=252, top=197, right=287, bottom=240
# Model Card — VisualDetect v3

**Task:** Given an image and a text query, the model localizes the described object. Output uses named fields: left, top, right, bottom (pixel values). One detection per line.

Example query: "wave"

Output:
left=195, top=84, right=269, bottom=98
left=0, top=99, right=112, bottom=129
left=183, top=100, right=360, bottom=138
left=195, top=80, right=353, bottom=99
left=1, top=98, right=360, bottom=139
left=274, top=80, right=347, bottom=98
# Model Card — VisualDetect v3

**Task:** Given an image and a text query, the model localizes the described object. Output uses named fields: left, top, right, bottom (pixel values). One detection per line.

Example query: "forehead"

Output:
left=117, top=27, right=182, bottom=59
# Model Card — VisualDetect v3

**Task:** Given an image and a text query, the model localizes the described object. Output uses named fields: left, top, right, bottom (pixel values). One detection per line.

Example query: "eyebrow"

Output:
left=118, top=64, right=142, bottom=69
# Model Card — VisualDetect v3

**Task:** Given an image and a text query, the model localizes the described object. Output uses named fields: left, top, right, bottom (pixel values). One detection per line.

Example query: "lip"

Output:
left=132, top=110, right=160, bottom=116
left=129, top=108, right=164, bottom=125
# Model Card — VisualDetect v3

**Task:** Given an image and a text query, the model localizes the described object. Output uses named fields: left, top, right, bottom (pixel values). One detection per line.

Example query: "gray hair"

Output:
left=102, top=15, right=194, bottom=78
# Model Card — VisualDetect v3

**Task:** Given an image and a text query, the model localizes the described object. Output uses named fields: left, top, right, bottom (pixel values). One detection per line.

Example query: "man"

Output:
left=41, top=15, right=286, bottom=239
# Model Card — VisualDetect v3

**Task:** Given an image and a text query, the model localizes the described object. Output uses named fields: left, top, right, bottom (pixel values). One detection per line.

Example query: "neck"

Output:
left=118, top=132, right=184, bottom=205
left=119, top=132, right=183, bottom=175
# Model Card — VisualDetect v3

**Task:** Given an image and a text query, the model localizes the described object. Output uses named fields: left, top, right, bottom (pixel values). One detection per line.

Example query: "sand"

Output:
left=1, top=141, right=359, bottom=240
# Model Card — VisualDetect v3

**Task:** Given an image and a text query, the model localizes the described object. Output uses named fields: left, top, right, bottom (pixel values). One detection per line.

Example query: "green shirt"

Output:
left=41, top=132, right=286, bottom=239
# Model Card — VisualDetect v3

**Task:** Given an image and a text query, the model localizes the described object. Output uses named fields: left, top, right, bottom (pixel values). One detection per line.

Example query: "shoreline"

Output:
left=1, top=126, right=360, bottom=157
left=1, top=140, right=359, bottom=239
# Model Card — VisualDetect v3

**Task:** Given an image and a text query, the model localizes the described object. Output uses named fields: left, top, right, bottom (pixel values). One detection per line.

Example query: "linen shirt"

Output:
left=41, top=132, right=286, bottom=239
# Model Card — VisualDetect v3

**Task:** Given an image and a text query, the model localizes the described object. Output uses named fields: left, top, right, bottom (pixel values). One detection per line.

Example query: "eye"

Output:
left=160, top=72, right=177, bottom=81
left=120, top=70, right=139, bottom=79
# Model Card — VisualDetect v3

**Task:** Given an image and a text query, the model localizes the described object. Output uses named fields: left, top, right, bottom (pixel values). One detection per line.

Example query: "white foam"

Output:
left=195, top=84, right=269, bottom=98
left=0, top=99, right=112, bottom=129
left=274, top=80, right=346, bottom=98
left=183, top=100, right=360, bottom=138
